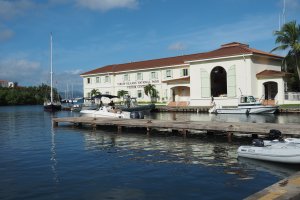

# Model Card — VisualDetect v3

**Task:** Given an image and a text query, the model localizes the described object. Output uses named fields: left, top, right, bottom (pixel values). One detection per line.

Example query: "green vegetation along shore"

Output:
left=0, top=84, right=60, bottom=106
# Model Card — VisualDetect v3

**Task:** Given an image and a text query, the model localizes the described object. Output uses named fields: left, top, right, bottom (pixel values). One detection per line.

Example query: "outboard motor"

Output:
left=252, top=139, right=264, bottom=147
left=138, top=111, right=144, bottom=119
left=130, top=111, right=140, bottom=119
left=268, top=129, right=282, bottom=140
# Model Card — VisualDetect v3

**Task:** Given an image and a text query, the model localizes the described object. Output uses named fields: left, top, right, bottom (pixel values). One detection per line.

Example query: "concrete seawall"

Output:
left=245, top=171, right=300, bottom=200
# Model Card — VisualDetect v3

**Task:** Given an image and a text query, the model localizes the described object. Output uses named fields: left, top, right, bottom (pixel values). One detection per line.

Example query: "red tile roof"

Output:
left=256, top=70, right=291, bottom=78
left=81, top=42, right=283, bottom=76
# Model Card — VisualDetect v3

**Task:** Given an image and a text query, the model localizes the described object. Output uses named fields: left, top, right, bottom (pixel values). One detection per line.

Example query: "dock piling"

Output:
left=117, top=126, right=122, bottom=133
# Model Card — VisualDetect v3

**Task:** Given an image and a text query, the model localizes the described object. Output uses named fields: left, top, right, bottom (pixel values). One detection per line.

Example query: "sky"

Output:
left=0, top=0, right=299, bottom=93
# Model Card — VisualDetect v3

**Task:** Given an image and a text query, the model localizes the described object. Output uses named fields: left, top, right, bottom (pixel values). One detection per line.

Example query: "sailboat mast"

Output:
left=50, top=33, right=53, bottom=103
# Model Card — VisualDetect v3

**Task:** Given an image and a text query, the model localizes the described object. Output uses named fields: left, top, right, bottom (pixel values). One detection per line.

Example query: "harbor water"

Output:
left=1, top=105, right=300, bottom=200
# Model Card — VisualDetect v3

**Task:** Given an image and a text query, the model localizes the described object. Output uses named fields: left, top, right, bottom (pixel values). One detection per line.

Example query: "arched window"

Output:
left=210, top=66, right=227, bottom=97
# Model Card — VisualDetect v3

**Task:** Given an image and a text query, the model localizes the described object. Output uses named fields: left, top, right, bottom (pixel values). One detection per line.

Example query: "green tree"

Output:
left=90, top=89, right=100, bottom=97
left=117, top=90, right=128, bottom=101
left=271, top=20, right=300, bottom=85
left=144, top=84, right=159, bottom=102
left=0, top=84, right=61, bottom=105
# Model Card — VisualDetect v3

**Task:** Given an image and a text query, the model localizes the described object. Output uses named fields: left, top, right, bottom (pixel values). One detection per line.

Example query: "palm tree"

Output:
left=90, top=89, right=100, bottom=97
left=271, top=20, right=300, bottom=81
left=117, top=90, right=128, bottom=101
left=144, top=84, right=159, bottom=102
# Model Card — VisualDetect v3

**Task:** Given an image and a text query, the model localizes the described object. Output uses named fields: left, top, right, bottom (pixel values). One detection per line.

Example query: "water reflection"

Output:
left=238, top=157, right=300, bottom=178
left=148, top=112, right=300, bottom=124
left=83, top=131, right=238, bottom=166
left=51, top=126, right=59, bottom=184
left=80, top=130, right=299, bottom=181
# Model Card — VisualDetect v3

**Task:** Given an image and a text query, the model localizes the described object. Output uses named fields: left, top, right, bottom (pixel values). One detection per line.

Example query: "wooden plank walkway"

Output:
left=52, top=117, right=300, bottom=137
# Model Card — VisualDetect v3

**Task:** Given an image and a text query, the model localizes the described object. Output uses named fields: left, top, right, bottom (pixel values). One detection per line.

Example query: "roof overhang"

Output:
left=162, top=76, right=190, bottom=84
left=256, top=70, right=292, bottom=79
left=185, top=54, right=253, bottom=64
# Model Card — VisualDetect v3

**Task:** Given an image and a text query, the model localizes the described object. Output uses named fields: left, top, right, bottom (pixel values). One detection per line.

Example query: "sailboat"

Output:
left=44, top=33, right=62, bottom=112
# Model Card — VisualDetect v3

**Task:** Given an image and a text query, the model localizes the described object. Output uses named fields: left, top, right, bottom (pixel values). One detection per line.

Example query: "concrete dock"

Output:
left=245, top=171, right=300, bottom=200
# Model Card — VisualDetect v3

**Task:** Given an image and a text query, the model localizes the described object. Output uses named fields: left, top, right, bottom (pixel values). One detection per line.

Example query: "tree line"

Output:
left=0, top=84, right=60, bottom=106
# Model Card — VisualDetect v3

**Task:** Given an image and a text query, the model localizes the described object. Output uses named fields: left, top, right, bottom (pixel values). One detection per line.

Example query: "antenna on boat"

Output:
left=239, top=88, right=243, bottom=96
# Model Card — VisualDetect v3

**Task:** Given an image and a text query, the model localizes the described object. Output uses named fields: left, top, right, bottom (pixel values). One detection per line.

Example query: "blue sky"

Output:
left=0, top=0, right=299, bottom=92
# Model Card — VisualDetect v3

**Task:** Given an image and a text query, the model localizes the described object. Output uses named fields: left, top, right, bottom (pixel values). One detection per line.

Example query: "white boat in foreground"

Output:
left=209, top=95, right=278, bottom=114
left=238, top=139, right=300, bottom=164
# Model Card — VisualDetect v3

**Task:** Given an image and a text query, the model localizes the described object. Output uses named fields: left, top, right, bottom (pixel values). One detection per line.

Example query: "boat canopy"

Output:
left=91, top=94, right=119, bottom=99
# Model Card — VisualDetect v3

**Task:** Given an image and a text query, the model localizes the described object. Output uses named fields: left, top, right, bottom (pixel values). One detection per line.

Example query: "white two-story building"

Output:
left=81, top=42, right=294, bottom=106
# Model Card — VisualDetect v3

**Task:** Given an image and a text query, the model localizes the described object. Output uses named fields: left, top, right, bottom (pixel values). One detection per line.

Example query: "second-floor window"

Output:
left=151, top=71, right=158, bottom=79
left=166, top=69, right=172, bottom=78
left=96, top=77, right=100, bottom=83
left=181, top=68, right=189, bottom=77
left=137, top=72, right=143, bottom=80
left=105, top=75, right=110, bottom=83
left=124, top=74, right=129, bottom=81
left=87, top=78, right=91, bottom=84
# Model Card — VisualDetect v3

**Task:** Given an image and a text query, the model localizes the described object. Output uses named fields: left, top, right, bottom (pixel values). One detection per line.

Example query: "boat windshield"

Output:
left=240, top=96, right=257, bottom=103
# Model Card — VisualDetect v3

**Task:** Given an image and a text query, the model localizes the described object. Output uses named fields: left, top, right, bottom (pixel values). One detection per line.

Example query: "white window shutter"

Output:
left=200, top=69, right=210, bottom=98
left=227, top=65, right=236, bottom=97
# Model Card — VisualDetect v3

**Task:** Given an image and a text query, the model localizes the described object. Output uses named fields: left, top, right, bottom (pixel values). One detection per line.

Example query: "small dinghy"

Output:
left=237, top=130, right=300, bottom=164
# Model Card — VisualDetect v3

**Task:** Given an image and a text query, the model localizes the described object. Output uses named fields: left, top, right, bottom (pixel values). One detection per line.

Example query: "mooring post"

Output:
left=117, top=126, right=122, bottom=134
left=92, top=124, right=97, bottom=131
left=227, top=132, right=233, bottom=143
left=182, top=129, right=187, bottom=138
left=146, top=127, right=151, bottom=136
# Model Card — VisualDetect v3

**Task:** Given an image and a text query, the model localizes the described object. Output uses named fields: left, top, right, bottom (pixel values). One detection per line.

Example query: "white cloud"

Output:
left=0, top=58, right=42, bottom=84
left=64, top=69, right=83, bottom=75
left=0, top=27, right=14, bottom=42
left=285, top=0, right=300, bottom=11
left=76, top=0, right=138, bottom=11
left=0, top=58, right=83, bottom=91
left=0, top=0, right=35, bottom=20
left=168, top=42, right=186, bottom=51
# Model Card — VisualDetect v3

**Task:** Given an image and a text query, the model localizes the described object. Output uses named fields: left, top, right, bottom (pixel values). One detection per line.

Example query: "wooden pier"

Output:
left=52, top=117, right=300, bottom=139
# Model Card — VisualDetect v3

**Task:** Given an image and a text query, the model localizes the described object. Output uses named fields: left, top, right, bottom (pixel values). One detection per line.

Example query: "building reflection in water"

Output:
left=80, top=129, right=297, bottom=182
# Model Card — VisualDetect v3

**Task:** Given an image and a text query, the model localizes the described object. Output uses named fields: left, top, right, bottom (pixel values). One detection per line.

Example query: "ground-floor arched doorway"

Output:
left=263, top=81, right=278, bottom=105
left=211, top=66, right=227, bottom=97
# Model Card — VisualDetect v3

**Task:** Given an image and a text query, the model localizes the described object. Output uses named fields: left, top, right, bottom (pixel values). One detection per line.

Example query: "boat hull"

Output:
left=237, top=144, right=300, bottom=164
left=212, top=105, right=278, bottom=114
left=44, top=104, right=62, bottom=112
left=80, top=107, right=131, bottom=119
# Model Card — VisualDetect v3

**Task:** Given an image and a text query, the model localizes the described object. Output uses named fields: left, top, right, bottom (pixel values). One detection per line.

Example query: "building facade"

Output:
left=81, top=42, right=293, bottom=106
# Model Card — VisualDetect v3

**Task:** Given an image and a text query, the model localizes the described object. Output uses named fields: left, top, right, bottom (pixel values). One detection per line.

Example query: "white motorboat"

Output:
left=237, top=139, right=300, bottom=164
left=209, top=95, right=278, bottom=114
left=80, top=106, right=131, bottom=119
left=80, top=94, right=145, bottom=119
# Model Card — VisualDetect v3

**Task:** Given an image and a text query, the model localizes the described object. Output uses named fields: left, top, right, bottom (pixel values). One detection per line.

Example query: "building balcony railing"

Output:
left=285, top=92, right=300, bottom=101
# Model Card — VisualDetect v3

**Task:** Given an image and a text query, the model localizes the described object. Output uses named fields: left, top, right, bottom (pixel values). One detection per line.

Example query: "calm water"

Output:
left=1, top=106, right=300, bottom=200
